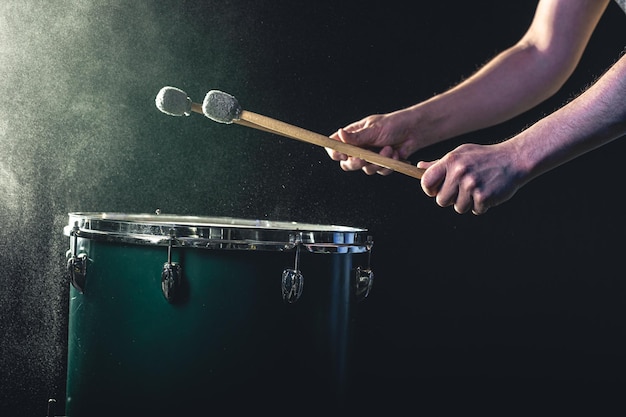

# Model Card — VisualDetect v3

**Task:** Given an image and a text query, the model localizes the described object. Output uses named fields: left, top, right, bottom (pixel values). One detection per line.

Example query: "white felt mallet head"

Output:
left=202, top=90, right=243, bottom=124
left=155, top=86, right=192, bottom=116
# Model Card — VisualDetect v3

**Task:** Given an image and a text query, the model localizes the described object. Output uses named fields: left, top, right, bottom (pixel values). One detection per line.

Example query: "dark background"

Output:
left=1, top=1, right=624, bottom=415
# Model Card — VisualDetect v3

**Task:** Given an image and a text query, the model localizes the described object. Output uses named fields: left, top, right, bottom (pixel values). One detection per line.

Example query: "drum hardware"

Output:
left=161, top=228, right=182, bottom=303
left=354, top=236, right=374, bottom=301
left=281, top=232, right=304, bottom=303
left=66, top=222, right=88, bottom=294
left=63, top=212, right=372, bottom=414
left=354, top=267, right=374, bottom=301
left=46, top=398, right=57, bottom=417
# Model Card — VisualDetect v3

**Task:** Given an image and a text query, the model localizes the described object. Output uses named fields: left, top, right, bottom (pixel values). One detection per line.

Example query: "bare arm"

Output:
left=512, top=52, right=626, bottom=184
left=415, top=0, right=611, bottom=145
left=328, top=0, right=612, bottom=173
left=419, top=52, right=626, bottom=214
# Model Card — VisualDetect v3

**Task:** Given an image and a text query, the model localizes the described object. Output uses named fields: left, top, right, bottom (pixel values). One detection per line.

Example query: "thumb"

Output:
left=417, top=160, right=437, bottom=170
left=418, top=159, right=444, bottom=197
left=337, top=127, right=377, bottom=147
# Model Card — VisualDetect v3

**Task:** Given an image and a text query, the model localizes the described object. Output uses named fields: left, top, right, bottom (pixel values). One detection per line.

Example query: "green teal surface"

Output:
left=65, top=238, right=363, bottom=415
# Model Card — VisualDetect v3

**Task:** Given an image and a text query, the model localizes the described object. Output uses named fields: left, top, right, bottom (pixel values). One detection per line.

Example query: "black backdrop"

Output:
left=1, top=1, right=624, bottom=415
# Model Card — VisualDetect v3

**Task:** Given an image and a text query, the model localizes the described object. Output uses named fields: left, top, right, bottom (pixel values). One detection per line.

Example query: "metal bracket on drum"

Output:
left=66, top=222, right=88, bottom=294
left=282, top=232, right=304, bottom=304
left=354, top=235, right=374, bottom=302
left=161, top=229, right=182, bottom=303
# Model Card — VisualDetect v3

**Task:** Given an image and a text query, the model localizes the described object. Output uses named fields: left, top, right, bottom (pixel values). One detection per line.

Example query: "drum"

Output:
left=63, top=212, right=374, bottom=415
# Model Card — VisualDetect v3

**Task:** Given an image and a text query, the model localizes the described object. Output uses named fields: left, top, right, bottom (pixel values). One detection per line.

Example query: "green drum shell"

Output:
left=64, top=214, right=371, bottom=415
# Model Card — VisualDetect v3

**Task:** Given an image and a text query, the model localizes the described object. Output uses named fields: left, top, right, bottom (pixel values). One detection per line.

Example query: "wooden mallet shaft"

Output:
left=197, top=91, right=425, bottom=179
left=192, top=102, right=287, bottom=137
left=238, top=110, right=425, bottom=179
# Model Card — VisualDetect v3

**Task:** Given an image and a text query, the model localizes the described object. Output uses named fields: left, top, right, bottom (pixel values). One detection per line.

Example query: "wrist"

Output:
left=498, top=133, right=542, bottom=188
left=392, top=99, right=451, bottom=152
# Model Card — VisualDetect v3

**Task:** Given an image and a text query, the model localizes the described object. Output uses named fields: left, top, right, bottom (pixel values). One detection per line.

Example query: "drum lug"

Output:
left=161, top=262, right=182, bottom=303
left=282, top=234, right=304, bottom=303
left=354, top=267, right=374, bottom=301
left=282, top=268, right=304, bottom=304
left=67, top=222, right=88, bottom=293
left=47, top=398, right=57, bottom=417
left=354, top=235, right=374, bottom=302
left=67, top=253, right=88, bottom=294
left=161, top=229, right=182, bottom=303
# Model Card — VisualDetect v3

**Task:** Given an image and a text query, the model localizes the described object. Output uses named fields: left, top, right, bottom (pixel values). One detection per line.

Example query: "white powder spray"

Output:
left=0, top=1, right=260, bottom=414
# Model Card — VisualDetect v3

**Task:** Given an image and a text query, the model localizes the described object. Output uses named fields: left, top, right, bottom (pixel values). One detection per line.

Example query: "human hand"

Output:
left=326, top=112, right=419, bottom=175
left=418, top=142, right=526, bottom=215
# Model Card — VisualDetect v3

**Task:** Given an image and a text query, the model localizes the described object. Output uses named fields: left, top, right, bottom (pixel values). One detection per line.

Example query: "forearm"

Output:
left=415, top=45, right=572, bottom=141
left=513, top=53, right=626, bottom=183
left=417, top=54, right=625, bottom=215
left=402, top=0, right=609, bottom=151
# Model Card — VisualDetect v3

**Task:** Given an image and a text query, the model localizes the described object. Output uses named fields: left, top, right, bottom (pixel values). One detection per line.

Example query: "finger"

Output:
left=472, top=207, right=488, bottom=216
left=336, top=128, right=370, bottom=170
left=471, top=199, right=490, bottom=215
left=453, top=193, right=473, bottom=214
left=425, top=161, right=458, bottom=208
left=419, top=160, right=444, bottom=197
left=435, top=182, right=457, bottom=208
left=326, top=131, right=348, bottom=161
left=362, top=146, right=395, bottom=176
left=453, top=175, right=480, bottom=214
left=416, top=160, right=437, bottom=170
left=337, top=128, right=357, bottom=144
left=325, top=147, right=348, bottom=161
left=361, top=165, right=393, bottom=176
left=338, top=125, right=381, bottom=147
left=340, top=156, right=368, bottom=172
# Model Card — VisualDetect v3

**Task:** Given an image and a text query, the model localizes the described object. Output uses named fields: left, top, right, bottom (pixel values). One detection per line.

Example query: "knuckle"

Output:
left=473, top=188, right=486, bottom=205
left=462, top=174, right=478, bottom=191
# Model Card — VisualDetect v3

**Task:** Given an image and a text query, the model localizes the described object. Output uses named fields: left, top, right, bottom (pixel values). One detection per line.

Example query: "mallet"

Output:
left=155, top=86, right=425, bottom=179
left=155, top=86, right=301, bottom=139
